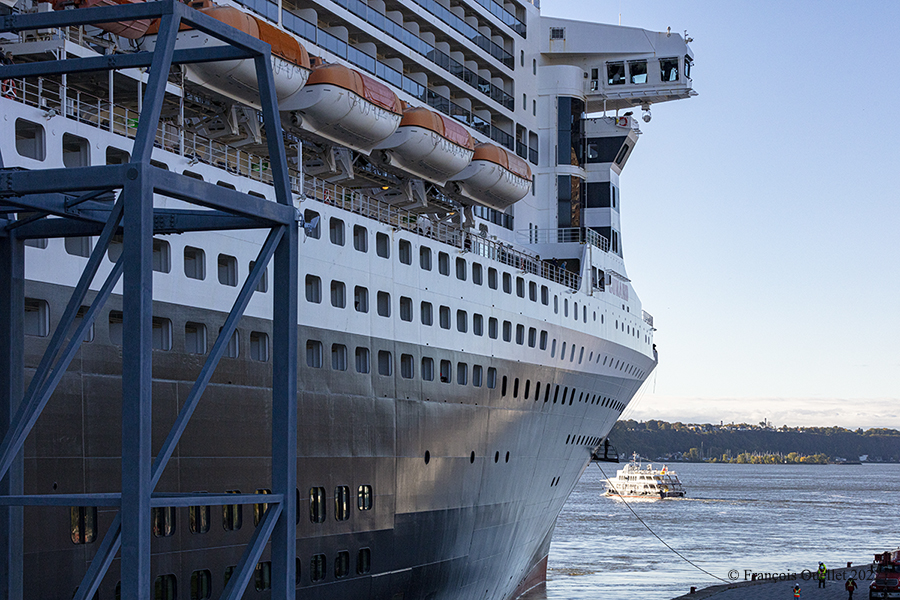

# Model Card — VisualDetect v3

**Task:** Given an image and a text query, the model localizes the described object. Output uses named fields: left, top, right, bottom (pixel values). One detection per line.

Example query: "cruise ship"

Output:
left=0, top=0, right=695, bottom=597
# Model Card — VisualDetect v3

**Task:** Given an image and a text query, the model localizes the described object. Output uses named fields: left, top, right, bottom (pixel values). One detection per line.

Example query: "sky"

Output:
left=540, top=0, right=900, bottom=429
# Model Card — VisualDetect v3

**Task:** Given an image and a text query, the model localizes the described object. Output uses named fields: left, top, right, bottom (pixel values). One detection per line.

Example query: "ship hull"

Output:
left=20, top=280, right=653, bottom=600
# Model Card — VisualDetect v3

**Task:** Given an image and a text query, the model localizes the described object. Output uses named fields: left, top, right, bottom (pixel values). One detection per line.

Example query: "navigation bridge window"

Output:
left=607, top=62, right=625, bottom=85
left=660, top=57, right=679, bottom=81
left=628, top=60, right=648, bottom=84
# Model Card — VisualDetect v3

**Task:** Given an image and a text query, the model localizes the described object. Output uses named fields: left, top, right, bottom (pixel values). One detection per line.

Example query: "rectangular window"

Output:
left=218, top=254, right=237, bottom=286
left=309, top=487, right=326, bottom=523
left=502, top=320, right=512, bottom=342
left=311, top=555, right=326, bottom=582
left=152, top=239, right=171, bottom=273
left=357, top=485, right=373, bottom=511
left=438, top=252, right=450, bottom=276
left=472, top=263, right=483, bottom=285
left=331, top=280, right=346, bottom=308
left=488, top=268, right=498, bottom=289
left=551, top=339, right=557, bottom=357
left=421, top=301, right=433, bottom=326
left=439, top=360, right=451, bottom=383
left=70, top=506, right=97, bottom=544
left=488, top=317, right=498, bottom=339
left=223, top=329, right=239, bottom=358
left=357, top=548, right=372, bottom=575
left=400, top=353, right=414, bottom=379
left=607, top=61, right=625, bottom=85
left=516, top=277, right=525, bottom=298
left=528, top=327, right=537, bottom=348
left=72, top=306, right=94, bottom=343
left=661, top=56, right=679, bottom=82
left=540, top=330, right=548, bottom=350
left=541, top=285, right=549, bottom=305
left=529, top=281, right=537, bottom=302
left=376, top=232, right=390, bottom=258
left=306, top=340, right=323, bottom=368
left=335, top=486, right=350, bottom=521
left=629, top=59, right=648, bottom=84
left=335, top=551, right=350, bottom=579
left=152, top=317, right=172, bottom=351
left=189, top=502, right=210, bottom=534
left=354, top=286, right=369, bottom=313
left=24, top=238, right=48, bottom=249
left=472, top=365, right=483, bottom=387
left=377, top=350, right=392, bottom=376
left=353, top=225, right=368, bottom=252
left=420, top=246, right=432, bottom=270
left=473, top=313, right=483, bottom=336
left=355, top=347, right=370, bottom=373
left=457, top=362, right=467, bottom=385
left=456, top=257, right=467, bottom=281
left=421, top=356, right=434, bottom=381
left=250, top=331, right=269, bottom=362
left=223, top=490, right=242, bottom=531
left=399, top=239, right=412, bottom=264
left=108, top=310, right=123, bottom=346
left=253, top=489, right=271, bottom=526
left=487, top=367, right=497, bottom=389
left=304, top=210, right=320, bottom=238
left=456, top=310, right=467, bottom=333
left=377, top=291, right=391, bottom=317
left=254, top=561, right=271, bottom=591
left=439, top=305, right=450, bottom=329
left=63, top=132, right=90, bottom=167
left=400, top=296, right=412, bottom=321
left=502, top=272, right=512, bottom=294
left=24, top=298, right=49, bottom=337
left=184, top=246, right=205, bottom=280
left=155, top=574, right=177, bottom=600
left=329, top=218, right=345, bottom=245
left=65, top=236, right=92, bottom=258
left=332, top=344, right=348, bottom=371
left=516, top=324, right=525, bottom=345
left=191, top=570, right=211, bottom=600
left=16, top=118, right=45, bottom=160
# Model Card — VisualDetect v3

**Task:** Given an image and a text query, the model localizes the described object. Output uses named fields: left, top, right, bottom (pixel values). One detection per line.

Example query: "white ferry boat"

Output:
left=0, top=0, right=696, bottom=597
left=606, top=456, right=686, bottom=499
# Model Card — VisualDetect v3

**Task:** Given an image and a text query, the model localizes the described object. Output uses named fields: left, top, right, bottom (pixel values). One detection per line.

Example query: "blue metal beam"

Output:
left=0, top=47, right=254, bottom=79
left=14, top=210, right=263, bottom=239
left=120, top=168, right=154, bottom=600
left=0, top=233, right=24, bottom=600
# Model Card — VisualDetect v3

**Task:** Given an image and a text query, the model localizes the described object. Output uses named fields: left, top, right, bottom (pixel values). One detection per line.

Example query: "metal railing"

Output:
left=5, top=74, right=579, bottom=291
left=516, top=227, right=610, bottom=253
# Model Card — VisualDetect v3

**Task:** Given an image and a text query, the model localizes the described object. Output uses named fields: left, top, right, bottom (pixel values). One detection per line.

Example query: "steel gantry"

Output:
left=0, top=2, right=299, bottom=599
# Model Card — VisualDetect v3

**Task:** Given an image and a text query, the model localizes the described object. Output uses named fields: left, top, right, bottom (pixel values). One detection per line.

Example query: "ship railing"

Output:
left=642, top=310, right=654, bottom=327
left=4, top=74, right=582, bottom=292
left=303, top=176, right=581, bottom=290
left=515, top=226, right=611, bottom=253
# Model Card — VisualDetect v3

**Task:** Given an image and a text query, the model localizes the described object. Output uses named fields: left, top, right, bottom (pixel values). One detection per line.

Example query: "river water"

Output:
left=524, top=462, right=900, bottom=599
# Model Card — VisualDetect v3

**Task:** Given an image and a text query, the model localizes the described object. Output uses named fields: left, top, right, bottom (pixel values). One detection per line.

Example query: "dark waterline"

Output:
left=523, top=462, right=900, bottom=599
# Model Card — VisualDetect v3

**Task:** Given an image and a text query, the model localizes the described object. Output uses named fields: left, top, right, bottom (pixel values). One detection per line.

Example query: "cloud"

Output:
left=625, top=394, right=900, bottom=429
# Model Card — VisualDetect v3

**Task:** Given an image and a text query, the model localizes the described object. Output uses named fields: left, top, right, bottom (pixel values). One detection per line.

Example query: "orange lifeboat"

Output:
left=52, top=0, right=152, bottom=39
left=448, top=143, right=532, bottom=211
left=144, top=6, right=311, bottom=110
left=374, top=106, right=475, bottom=184
left=292, top=63, right=403, bottom=154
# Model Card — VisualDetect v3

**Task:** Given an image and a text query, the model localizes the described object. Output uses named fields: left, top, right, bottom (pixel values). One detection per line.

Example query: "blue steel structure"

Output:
left=0, top=3, right=299, bottom=599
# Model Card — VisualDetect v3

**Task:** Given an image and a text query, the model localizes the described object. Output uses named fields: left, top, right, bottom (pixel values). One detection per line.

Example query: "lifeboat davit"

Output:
left=52, top=0, right=152, bottom=39
left=373, top=106, right=475, bottom=185
left=448, top=143, right=532, bottom=211
left=291, top=63, right=403, bottom=154
left=144, top=6, right=311, bottom=110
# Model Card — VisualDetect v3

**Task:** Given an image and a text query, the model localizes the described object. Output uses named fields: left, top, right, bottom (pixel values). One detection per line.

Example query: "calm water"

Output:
left=526, top=463, right=900, bottom=600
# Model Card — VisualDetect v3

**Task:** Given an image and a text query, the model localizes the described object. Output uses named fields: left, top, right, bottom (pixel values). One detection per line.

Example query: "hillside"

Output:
left=609, top=420, right=900, bottom=462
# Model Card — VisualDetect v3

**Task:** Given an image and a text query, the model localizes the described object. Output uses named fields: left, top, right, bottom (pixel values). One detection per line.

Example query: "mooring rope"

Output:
left=595, top=462, right=730, bottom=584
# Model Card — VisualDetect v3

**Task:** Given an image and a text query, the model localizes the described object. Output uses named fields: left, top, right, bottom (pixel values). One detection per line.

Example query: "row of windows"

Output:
left=71, top=484, right=374, bottom=546
left=566, top=434, right=603, bottom=446
left=25, top=293, right=646, bottom=381
left=88, top=547, right=373, bottom=600
left=498, top=375, right=626, bottom=412
left=304, top=339, right=499, bottom=387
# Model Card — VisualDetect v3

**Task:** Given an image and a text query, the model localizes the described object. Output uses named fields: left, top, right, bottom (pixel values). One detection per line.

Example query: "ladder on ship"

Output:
left=0, top=3, right=299, bottom=599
